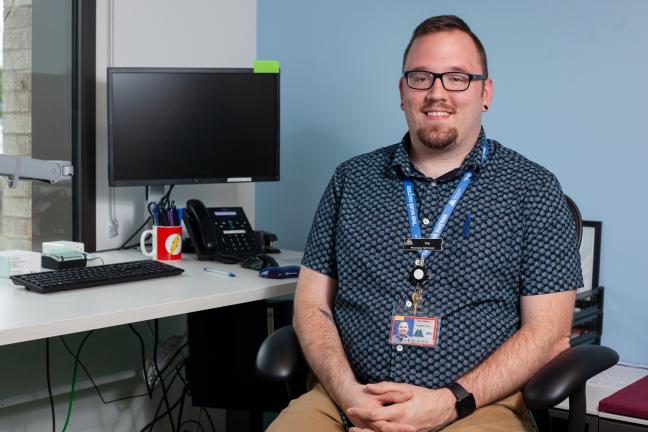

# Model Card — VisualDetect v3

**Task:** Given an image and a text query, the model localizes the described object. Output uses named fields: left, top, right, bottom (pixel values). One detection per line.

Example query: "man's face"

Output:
left=399, top=30, right=493, bottom=151
left=398, top=322, right=409, bottom=337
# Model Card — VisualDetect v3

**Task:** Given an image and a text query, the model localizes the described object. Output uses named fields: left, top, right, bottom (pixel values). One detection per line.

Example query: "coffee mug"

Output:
left=140, top=226, right=182, bottom=260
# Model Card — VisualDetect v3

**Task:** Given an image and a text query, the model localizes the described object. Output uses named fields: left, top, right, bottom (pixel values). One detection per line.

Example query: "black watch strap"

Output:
left=444, top=382, right=476, bottom=419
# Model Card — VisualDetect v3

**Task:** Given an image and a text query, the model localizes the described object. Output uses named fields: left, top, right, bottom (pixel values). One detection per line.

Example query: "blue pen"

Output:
left=177, top=208, right=184, bottom=226
left=152, top=205, right=160, bottom=226
left=463, top=211, right=471, bottom=239
left=204, top=267, right=236, bottom=277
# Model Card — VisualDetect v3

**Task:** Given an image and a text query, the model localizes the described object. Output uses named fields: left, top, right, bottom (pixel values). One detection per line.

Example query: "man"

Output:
left=268, top=15, right=582, bottom=432
left=391, top=321, right=412, bottom=344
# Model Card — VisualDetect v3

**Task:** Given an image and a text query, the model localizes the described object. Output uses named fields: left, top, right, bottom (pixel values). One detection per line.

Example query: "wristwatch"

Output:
left=444, top=382, right=476, bottom=419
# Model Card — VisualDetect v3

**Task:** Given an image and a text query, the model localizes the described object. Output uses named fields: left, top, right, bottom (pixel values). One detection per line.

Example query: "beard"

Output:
left=416, top=124, right=458, bottom=150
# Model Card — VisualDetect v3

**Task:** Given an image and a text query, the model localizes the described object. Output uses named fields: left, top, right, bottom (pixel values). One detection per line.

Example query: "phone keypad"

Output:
left=213, top=215, right=258, bottom=255
left=221, top=232, right=257, bottom=254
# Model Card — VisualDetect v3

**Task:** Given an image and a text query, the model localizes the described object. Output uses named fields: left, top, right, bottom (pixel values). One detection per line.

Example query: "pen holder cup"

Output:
left=140, top=226, right=182, bottom=261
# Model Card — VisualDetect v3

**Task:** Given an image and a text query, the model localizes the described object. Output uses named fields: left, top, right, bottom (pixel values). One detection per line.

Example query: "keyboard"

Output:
left=10, top=260, right=184, bottom=294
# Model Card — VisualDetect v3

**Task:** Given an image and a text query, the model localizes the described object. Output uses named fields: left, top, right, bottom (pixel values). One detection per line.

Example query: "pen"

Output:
left=463, top=211, right=471, bottom=239
left=168, top=208, right=175, bottom=226
left=152, top=205, right=159, bottom=226
left=203, top=267, right=236, bottom=277
left=177, top=208, right=184, bottom=226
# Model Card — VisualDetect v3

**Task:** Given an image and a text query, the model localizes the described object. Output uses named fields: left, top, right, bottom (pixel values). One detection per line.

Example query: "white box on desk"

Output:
left=42, top=241, right=84, bottom=254
left=0, top=250, right=41, bottom=278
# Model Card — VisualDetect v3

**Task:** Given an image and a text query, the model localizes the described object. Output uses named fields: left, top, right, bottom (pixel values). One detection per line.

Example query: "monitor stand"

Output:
left=145, top=185, right=166, bottom=205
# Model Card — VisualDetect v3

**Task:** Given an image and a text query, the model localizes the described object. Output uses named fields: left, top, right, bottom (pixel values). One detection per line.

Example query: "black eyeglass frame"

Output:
left=403, top=70, right=487, bottom=92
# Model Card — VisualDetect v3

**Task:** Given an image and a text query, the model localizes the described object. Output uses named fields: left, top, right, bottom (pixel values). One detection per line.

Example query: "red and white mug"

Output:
left=140, top=226, right=182, bottom=260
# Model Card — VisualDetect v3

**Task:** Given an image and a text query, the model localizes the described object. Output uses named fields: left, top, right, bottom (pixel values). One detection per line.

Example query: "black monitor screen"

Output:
left=108, top=68, right=279, bottom=186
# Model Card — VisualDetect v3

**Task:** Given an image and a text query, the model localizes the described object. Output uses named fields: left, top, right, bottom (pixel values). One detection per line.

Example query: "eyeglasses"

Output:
left=403, top=70, right=487, bottom=92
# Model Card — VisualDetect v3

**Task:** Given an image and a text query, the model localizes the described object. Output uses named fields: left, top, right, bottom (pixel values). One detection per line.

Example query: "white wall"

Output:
left=96, top=0, right=257, bottom=250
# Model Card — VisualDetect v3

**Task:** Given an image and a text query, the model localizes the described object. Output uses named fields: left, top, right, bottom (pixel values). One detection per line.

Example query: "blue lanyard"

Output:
left=402, top=139, right=489, bottom=259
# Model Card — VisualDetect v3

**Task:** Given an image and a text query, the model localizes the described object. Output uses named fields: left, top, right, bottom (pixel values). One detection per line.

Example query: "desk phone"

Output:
left=184, top=199, right=260, bottom=262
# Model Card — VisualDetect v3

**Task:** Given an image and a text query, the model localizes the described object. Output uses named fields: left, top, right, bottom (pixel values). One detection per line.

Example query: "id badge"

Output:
left=388, top=305, right=440, bottom=348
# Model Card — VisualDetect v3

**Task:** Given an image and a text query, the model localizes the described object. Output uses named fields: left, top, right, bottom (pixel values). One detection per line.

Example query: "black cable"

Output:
left=175, top=381, right=187, bottom=432
left=143, top=341, right=188, bottom=391
left=118, top=216, right=152, bottom=250
left=172, top=369, right=217, bottom=432
left=105, top=359, right=184, bottom=405
left=59, top=335, right=152, bottom=404
left=94, top=243, right=140, bottom=253
left=45, top=338, right=56, bottom=432
left=84, top=256, right=105, bottom=265
left=118, top=185, right=176, bottom=250
left=128, top=322, right=189, bottom=398
left=200, top=408, right=217, bottom=432
left=55, top=328, right=199, bottom=430
left=140, top=363, right=188, bottom=432
left=128, top=324, right=154, bottom=398
left=178, top=419, right=206, bottom=432
left=158, top=342, right=189, bottom=376
left=154, top=319, right=177, bottom=432
left=139, top=385, right=187, bottom=432
left=176, top=365, right=217, bottom=432
left=106, top=359, right=187, bottom=405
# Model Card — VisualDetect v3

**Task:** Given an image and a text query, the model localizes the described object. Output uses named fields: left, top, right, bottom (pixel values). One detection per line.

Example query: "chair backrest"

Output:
left=564, top=195, right=582, bottom=247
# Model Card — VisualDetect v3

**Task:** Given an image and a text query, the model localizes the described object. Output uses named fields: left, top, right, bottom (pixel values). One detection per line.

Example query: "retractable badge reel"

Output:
left=391, top=137, right=488, bottom=351
left=389, top=258, right=440, bottom=349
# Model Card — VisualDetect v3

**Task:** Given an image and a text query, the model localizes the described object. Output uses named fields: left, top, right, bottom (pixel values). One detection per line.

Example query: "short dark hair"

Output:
left=402, top=15, right=488, bottom=77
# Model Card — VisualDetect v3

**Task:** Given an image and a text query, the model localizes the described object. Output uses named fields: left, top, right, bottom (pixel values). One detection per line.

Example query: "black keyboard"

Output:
left=10, top=260, right=184, bottom=294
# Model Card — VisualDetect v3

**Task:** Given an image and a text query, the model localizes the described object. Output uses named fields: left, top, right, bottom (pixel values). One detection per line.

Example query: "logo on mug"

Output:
left=165, top=234, right=182, bottom=256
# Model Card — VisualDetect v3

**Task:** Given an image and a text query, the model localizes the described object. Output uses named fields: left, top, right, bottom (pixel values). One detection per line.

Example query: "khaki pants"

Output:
left=267, top=383, right=535, bottom=432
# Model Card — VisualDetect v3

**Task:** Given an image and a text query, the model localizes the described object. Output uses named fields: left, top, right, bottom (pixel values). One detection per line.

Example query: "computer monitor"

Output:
left=107, top=68, right=280, bottom=187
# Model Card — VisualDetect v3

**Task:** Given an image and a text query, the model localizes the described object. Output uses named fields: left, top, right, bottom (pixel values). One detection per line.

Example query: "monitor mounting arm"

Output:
left=0, top=154, right=74, bottom=188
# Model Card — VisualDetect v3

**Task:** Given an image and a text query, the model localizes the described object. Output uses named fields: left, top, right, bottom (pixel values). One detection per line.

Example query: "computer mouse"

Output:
left=257, top=254, right=279, bottom=270
left=240, top=254, right=279, bottom=271
left=259, top=265, right=300, bottom=279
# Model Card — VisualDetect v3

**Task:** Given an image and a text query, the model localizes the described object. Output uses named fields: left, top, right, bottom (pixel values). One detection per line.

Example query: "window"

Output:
left=0, top=0, right=95, bottom=251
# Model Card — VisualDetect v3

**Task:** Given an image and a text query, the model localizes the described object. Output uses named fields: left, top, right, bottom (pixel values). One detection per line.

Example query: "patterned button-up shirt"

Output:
left=302, top=128, right=582, bottom=397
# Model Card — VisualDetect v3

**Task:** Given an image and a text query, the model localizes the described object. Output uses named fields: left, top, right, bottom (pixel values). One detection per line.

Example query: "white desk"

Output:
left=0, top=250, right=302, bottom=346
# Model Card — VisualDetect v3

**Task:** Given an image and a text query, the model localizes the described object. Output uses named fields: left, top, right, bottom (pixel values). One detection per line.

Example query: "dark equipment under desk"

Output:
left=186, top=299, right=294, bottom=431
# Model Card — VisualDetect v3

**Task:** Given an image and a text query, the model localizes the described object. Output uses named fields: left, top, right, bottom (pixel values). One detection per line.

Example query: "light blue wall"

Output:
left=256, top=0, right=648, bottom=364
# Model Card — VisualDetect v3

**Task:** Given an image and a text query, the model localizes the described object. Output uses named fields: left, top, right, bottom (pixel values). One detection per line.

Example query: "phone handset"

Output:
left=184, top=199, right=218, bottom=257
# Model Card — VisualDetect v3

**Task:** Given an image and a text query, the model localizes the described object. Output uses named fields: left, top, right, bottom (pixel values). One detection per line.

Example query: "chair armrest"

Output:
left=255, top=325, right=304, bottom=382
left=523, top=345, right=618, bottom=410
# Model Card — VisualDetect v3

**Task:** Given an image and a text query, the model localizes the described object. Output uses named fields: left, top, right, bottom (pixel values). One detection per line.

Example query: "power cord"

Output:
left=45, top=338, right=55, bottom=432
left=46, top=324, right=208, bottom=431
left=128, top=324, right=154, bottom=398
left=94, top=185, right=177, bottom=253
left=81, top=253, right=105, bottom=266
left=179, top=420, right=206, bottom=432
left=59, top=336, right=150, bottom=404
left=119, top=185, right=176, bottom=251
left=139, top=361, right=188, bottom=432
left=59, top=332, right=189, bottom=407
left=201, top=407, right=217, bottom=432
left=60, top=331, right=94, bottom=432
left=153, top=319, right=177, bottom=432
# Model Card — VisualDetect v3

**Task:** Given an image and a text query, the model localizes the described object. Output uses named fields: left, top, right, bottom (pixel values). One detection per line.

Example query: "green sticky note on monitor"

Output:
left=254, top=60, right=280, bottom=73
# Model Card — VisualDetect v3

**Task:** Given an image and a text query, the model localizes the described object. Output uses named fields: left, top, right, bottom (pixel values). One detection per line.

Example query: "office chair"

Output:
left=256, top=195, right=618, bottom=432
